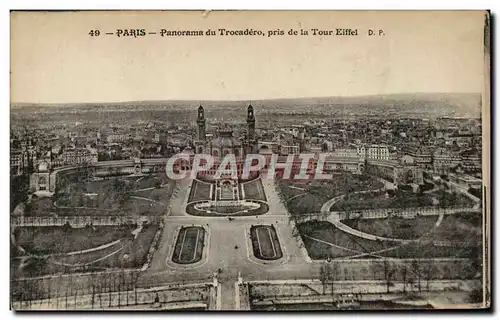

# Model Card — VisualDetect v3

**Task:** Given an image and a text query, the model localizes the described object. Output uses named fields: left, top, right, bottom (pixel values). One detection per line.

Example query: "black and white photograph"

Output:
left=9, top=10, right=490, bottom=311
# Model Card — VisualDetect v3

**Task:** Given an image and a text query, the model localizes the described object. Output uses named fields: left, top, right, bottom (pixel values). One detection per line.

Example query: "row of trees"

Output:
left=11, top=270, right=141, bottom=308
left=10, top=174, right=29, bottom=212
left=318, top=258, right=439, bottom=295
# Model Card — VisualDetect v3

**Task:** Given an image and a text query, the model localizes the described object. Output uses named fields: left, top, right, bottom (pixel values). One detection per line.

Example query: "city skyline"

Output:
left=11, top=91, right=483, bottom=106
left=10, top=103, right=487, bottom=310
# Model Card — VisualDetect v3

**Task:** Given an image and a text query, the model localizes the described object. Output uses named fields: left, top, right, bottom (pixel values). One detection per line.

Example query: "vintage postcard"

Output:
left=10, top=10, right=490, bottom=311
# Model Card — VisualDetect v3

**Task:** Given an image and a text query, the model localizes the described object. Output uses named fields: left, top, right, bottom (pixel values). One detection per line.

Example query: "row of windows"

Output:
left=197, top=147, right=243, bottom=157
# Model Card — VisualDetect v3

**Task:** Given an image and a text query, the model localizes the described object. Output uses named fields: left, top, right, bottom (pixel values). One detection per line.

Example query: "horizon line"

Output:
left=10, top=91, right=482, bottom=106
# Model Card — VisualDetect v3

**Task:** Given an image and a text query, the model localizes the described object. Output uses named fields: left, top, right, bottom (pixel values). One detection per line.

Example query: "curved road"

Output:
left=318, top=189, right=413, bottom=243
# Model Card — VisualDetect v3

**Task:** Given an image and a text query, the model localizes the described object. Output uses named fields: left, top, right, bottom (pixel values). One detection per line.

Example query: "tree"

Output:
left=330, top=261, right=339, bottom=294
left=154, top=180, right=162, bottom=189
left=467, top=282, right=485, bottom=304
left=319, top=262, right=333, bottom=295
left=319, top=264, right=327, bottom=294
left=470, top=247, right=483, bottom=278
left=401, top=265, right=408, bottom=293
left=75, top=165, right=89, bottom=183
left=383, top=259, right=395, bottom=293
left=411, top=259, right=422, bottom=292
left=10, top=174, right=29, bottom=212
left=444, top=264, right=455, bottom=282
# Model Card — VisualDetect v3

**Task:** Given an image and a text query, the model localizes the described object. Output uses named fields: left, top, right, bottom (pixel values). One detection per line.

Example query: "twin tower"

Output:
left=196, top=105, right=257, bottom=155
left=196, top=104, right=256, bottom=141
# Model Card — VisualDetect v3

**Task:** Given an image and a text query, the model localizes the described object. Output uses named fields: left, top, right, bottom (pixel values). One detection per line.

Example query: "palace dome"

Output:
left=211, top=130, right=241, bottom=148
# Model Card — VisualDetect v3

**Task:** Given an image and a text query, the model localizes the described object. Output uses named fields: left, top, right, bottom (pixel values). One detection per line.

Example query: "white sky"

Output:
left=10, top=11, right=486, bottom=103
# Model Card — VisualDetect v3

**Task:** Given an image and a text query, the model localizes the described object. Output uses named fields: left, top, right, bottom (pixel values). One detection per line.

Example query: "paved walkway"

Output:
left=317, top=190, right=410, bottom=243
left=315, top=185, right=480, bottom=243
left=318, top=206, right=479, bottom=243
left=219, top=280, right=236, bottom=310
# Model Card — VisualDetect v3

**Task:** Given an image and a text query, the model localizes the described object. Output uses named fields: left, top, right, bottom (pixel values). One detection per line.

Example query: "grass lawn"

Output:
left=100, top=223, right=159, bottom=269
left=24, top=174, right=174, bottom=217
left=342, top=216, right=439, bottom=240
left=287, top=193, right=330, bottom=214
left=121, top=198, right=165, bottom=216
left=132, top=179, right=176, bottom=206
left=243, top=179, right=267, bottom=202
left=250, top=225, right=283, bottom=260
left=11, top=224, right=160, bottom=278
left=187, top=180, right=212, bottom=203
left=172, top=226, right=205, bottom=264
left=427, top=190, right=476, bottom=207
left=133, top=175, right=164, bottom=190
left=297, top=216, right=482, bottom=261
left=23, top=197, right=55, bottom=216
left=279, top=173, right=383, bottom=215
left=13, top=225, right=134, bottom=255
left=297, top=221, right=392, bottom=259
left=380, top=243, right=480, bottom=259
left=420, top=213, right=482, bottom=245
left=330, top=190, right=436, bottom=212
left=55, top=178, right=134, bottom=209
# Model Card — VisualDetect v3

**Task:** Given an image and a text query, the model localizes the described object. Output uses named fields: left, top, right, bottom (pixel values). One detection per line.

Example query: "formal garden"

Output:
left=329, top=187, right=475, bottom=212
left=11, top=223, right=160, bottom=278
left=11, top=171, right=175, bottom=280
left=187, top=179, right=213, bottom=203
left=171, top=226, right=205, bottom=264
left=243, top=179, right=267, bottom=202
left=297, top=211, right=482, bottom=261
left=21, top=173, right=175, bottom=217
left=277, top=172, right=384, bottom=215
left=13, top=224, right=134, bottom=255
left=250, top=225, right=283, bottom=260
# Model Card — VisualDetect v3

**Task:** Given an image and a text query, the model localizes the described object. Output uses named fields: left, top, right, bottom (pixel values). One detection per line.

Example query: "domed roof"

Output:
left=38, top=161, right=49, bottom=172
left=211, top=130, right=241, bottom=148
left=259, top=146, right=273, bottom=155
left=211, top=136, right=241, bottom=148
left=180, top=147, right=195, bottom=155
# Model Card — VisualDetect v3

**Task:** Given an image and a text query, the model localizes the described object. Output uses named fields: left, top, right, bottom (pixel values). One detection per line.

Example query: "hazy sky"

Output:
left=11, top=11, right=486, bottom=103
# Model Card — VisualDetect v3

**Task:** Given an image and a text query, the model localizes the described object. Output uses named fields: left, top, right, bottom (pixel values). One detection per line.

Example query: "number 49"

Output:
left=89, top=30, right=101, bottom=37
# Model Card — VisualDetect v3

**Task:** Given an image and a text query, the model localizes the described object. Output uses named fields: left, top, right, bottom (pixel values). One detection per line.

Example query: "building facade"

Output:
left=194, top=105, right=258, bottom=158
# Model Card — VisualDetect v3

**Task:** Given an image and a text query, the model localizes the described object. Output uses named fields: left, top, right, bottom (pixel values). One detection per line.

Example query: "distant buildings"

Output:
left=330, top=148, right=359, bottom=158
left=460, top=148, right=482, bottom=173
left=331, top=144, right=390, bottom=161
left=10, top=137, right=37, bottom=177
left=433, top=147, right=462, bottom=174
left=106, top=134, right=130, bottom=144
left=280, top=144, right=300, bottom=155
left=153, top=130, right=168, bottom=144
left=194, top=105, right=256, bottom=159
left=447, top=133, right=480, bottom=148
left=366, top=145, right=390, bottom=161
left=60, top=147, right=98, bottom=166
left=10, top=150, right=24, bottom=176
left=10, top=104, right=484, bottom=197
left=403, top=146, right=433, bottom=169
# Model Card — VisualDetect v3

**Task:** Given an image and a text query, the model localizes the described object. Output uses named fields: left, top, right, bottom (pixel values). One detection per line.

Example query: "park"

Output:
left=10, top=160, right=484, bottom=310
left=11, top=172, right=175, bottom=279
